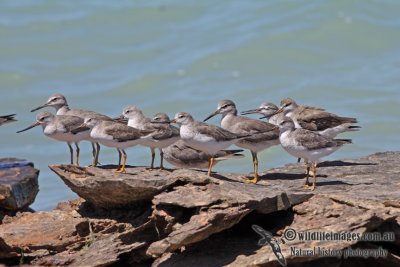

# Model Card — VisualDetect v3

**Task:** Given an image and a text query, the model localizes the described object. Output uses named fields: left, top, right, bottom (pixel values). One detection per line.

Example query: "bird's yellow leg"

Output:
left=207, top=157, right=214, bottom=176
left=302, top=164, right=312, bottom=189
left=243, top=152, right=259, bottom=184
left=310, top=163, right=317, bottom=191
left=116, top=149, right=127, bottom=173
left=115, top=148, right=122, bottom=171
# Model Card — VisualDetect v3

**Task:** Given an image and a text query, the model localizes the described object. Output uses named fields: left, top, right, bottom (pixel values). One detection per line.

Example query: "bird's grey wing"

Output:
left=297, top=108, right=357, bottom=131
left=293, top=129, right=337, bottom=150
left=233, top=117, right=279, bottom=142
left=301, top=105, right=325, bottom=111
left=170, top=143, right=209, bottom=163
left=58, top=115, right=84, bottom=133
left=150, top=125, right=180, bottom=140
left=68, top=109, right=112, bottom=121
left=195, top=122, right=241, bottom=141
left=104, top=124, right=141, bottom=142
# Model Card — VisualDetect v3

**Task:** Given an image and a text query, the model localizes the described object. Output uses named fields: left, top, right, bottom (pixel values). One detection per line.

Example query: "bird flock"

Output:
left=3, top=94, right=360, bottom=191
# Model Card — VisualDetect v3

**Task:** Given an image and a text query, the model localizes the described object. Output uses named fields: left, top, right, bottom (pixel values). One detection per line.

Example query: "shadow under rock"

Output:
left=318, top=161, right=377, bottom=168
left=156, top=209, right=295, bottom=267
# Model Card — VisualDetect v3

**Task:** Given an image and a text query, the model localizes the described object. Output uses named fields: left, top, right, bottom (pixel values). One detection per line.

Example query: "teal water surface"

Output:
left=1, top=0, right=399, bottom=210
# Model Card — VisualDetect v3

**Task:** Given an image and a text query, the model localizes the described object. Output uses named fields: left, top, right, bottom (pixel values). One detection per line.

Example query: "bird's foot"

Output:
left=242, top=176, right=258, bottom=184
left=115, top=168, right=126, bottom=174
left=302, top=184, right=315, bottom=191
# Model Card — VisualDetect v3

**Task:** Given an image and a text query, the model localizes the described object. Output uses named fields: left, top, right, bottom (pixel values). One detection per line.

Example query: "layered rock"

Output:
left=0, top=152, right=399, bottom=266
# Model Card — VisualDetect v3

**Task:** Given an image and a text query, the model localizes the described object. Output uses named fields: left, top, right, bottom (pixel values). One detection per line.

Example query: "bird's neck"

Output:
left=221, top=113, right=235, bottom=129
left=279, top=126, right=294, bottom=136
left=128, top=116, right=147, bottom=129
left=221, top=109, right=237, bottom=120
left=56, top=105, right=70, bottom=115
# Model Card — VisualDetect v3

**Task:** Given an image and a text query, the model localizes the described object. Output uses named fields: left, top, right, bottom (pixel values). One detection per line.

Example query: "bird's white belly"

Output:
left=75, top=130, right=92, bottom=141
left=94, top=137, right=140, bottom=149
left=305, top=147, right=340, bottom=162
left=280, top=131, right=340, bottom=163
left=318, top=123, right=354, bottom=138
left=235, top=139, right=279, bottom=153
left=127, top=119, right=144, bottom=130
left=279, top=131, right=307, bottom=159
left=139, top=139, right=159, bottom=148
left=45, top=132, right=76, bottom=143
left=44, top=126, right=82, bottom=143
left=89, top=126, right=138, bottom=149
left=180, top=131, right=232, bottom=156
left=156, top=136, right=180, bottom=149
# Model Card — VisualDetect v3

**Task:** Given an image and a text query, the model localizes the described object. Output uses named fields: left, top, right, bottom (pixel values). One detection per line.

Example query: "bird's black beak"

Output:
left=203, top=110, right=219, bottom=122
left=270, top=107, right=284, bottom=116
left=31, top=103, right=49, bottom=112
left=17, top=121, right=40, bottom=133
left=241, top=108, right=261, bottom=115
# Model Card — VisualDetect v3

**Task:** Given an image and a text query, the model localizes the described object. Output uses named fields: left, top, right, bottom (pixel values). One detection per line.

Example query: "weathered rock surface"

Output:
left=0, top=198, right=156, bottom=266
left=0, top=152, right=399, bottom=266
left=49, top=165, right=179, bottom=208
left=0, top=158, right=39, bottom=211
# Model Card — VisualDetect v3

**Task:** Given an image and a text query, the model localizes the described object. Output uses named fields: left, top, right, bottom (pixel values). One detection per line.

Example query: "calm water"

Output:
left=1, top=1, right=399, bottom=211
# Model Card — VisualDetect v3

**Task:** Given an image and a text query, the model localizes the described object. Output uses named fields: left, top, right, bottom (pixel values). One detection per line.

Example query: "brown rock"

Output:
left=49, top=165, right=179, bottom=208
left=150, top=152, right=400, bottom=266
left=1, top=152, right=399, bottom=266
left=147, top=206, right=251, bottom=257
left=0, top=211, right=87, bottom=258
left=0, top=158, right=39, bottom=211
left=0, top=200, right=157, bottom=266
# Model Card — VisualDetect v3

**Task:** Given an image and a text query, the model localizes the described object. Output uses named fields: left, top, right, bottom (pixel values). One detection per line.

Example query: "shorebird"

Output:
left=171, top=112, right=249, bottom=176
left=17, top=112, right=87, bottom=166
left=241, top=102, right=282, bottom=125
left=117, top=106, right=179, bottom=169
left=0, top=114, right=17, bottom=126
left=31, top=93, right=112, bottom=166
left=204, top=100, right=280, bottom=183
left=142, top=113, right=180, bottom=169
left=277, top=116, right=352, bottom=190
left=116, top=105, right=150, bottom=129
left=163, top=140, right=244, bottom=169
left=75, top=117, right=147, bottom=173
left=274, top=98, right=360, bottom=138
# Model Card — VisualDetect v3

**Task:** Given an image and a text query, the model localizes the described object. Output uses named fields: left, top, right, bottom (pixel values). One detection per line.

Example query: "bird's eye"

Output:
left=178, top=115, right=184, bottom=119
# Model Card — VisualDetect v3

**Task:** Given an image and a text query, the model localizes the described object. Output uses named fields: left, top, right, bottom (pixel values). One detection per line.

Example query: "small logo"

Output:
left=283, top=228, right=297, bottom=241
left=252, top=225, right=287, bottom=267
